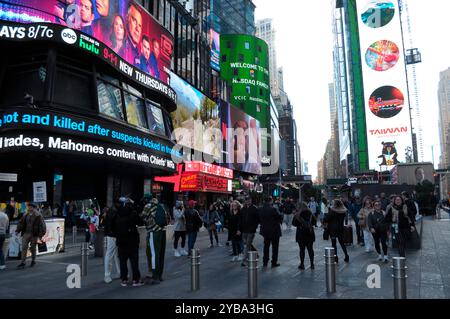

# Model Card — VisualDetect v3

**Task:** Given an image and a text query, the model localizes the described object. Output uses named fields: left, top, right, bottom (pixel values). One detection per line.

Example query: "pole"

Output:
left=81, top=242, right=88, bottom=276
left=191, top=248, right=200, bottom=291
left=324, top=247, right=336, bottom=293
left=392, top=257, right=407, bottom=299
left=72, top=226, right=77, bottom=245
left=247, top=251, right=258, bottom=298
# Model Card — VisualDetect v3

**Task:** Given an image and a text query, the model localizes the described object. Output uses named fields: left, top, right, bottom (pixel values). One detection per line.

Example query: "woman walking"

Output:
left=204, top=203, right=220, bottom=248
left=292, top=203, right=316, bottom=270
left=385, top=196, right=415, bottom=257
left=173, top=201, right=188, bottom=257
left=323, top=199, right=350, bottom=263
left=229, top=201, right=243, bottom=262
left=357, top=197, right=374, bottom=253
left=368, top=200, right=390, bottom=263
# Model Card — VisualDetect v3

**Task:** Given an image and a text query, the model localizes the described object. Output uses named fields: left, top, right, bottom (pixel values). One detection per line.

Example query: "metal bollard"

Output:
left=190, top=249, right=200, bottom=291
left=248, top=251, right=258, bottom=298
left=324, top=247, right=336, bottom=293
left=81, top=242, right=88, bottom=276
left=72, top=226, right=77, bottom=245
left=392, top=257, right=407, bottom=299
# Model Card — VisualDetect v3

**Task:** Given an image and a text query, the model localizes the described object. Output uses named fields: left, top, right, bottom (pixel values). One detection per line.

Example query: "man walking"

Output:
left=240, top=196, right=259, bottom=267
left=258, top=196, right=283, bottom=268
left=16, top=203, right=46, bottom=269
left=307, top=197, right=319, bottom=227
left=282, top=198, right=295, bottom=231
left=141, top=195, right=170, bottom=284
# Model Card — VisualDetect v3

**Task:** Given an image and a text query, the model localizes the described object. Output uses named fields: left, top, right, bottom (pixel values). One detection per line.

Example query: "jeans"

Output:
left=263, top=237, right=280, bottom=265
left=187, top=231, right=198, bottom=254
left=331, top=235, right=348, bottom=258
left=232, top=237, right=242, bottom=256
left=363, top=229, right=374, bottom=252
left=396, top=230, right=408, bottom=257
left=283, top=214, right=294, bottom=230
left=372, top=231, right=388, bottom=256
left=173, top=231, right=186, bottom=249
left=118, top=242, right=141, bottom=282
left=89, top=231, right=96, bottom=246
left=242, top=233, right=256, bottom=261
left=104, top=236, right=120, bottom=278
left=298, top=241, right=314, bottom=265
left=0, top=234, right=5, bottom=266
left=207, top=227, right=219, bottom=245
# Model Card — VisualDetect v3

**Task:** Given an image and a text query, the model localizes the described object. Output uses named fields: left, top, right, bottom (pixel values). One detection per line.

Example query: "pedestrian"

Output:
left=141, top=195, right=170, bottom=284
left=349, top=196, right=364, bottom=245
left=240, top=196, right=259, bottom=267
left=368, top=199, right=390, bottom=263
left=380, top=193, right=389, bottom=211
left=323, top=199, right=350, bottom=263
left=357, top=196, right=374, bottom=253
left=203, top=203, right=221, bottom=248
left=173, top=200, right=188, bottom=257
left=229, top=200, right=243, bottom=262
left=320, top=197, right=329, bottom=225
left=282, top=198, right=295, bottom=231
left=216, top=200, right=225, bottom=233
left=41, top=203, right=52, bottom=219
left=401, top=192, right=418, bottom=221
left=258, top=196, right=283, bottom=267
left=16, top=203, right=46, bottom=269
left=103, top=205, right=120, bottom=283
left=185, top=200, right=203, bottom=255
left=112, top=197, right=144, bottom=287
left=87, top=206, right=99, bottom=250
left=292, top=203, right=316, bottom=270
left=385, top=195, right=415, bottom=257
left=80, top=208, right=91, bottom=245
left=307, top=197, right=319, bottom=227
left=0, top=209, right=9, bottom=270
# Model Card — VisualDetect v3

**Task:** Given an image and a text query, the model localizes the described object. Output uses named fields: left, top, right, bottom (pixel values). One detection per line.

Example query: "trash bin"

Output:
left=94, top=229, right=105, bottom=257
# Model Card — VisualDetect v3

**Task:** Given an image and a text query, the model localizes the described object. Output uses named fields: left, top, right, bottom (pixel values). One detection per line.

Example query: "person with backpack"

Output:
left=292, top=203, right=316, bottom=270
left=112, top=197, right=144, bottom=287
left=185, top=200, right=203, bottom=256
left=368, top=199, right=390, bottom=263
left=323, top=199, right=350, bottom=263
left=141, top=195, right=170, bottom=284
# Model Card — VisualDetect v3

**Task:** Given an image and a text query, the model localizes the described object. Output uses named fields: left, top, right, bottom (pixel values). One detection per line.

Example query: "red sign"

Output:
left=179, top=173, right=230, bottom=193
left=180, top=173, right=201, bottom=191
left=185, top=161, right=233, bottom=179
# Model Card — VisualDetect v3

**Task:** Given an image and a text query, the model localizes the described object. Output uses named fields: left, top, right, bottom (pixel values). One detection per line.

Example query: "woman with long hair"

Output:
left=292, top=202, right=316, bottom=270
left=229, top=200, right=243, bottom=262
left=323, top=199, right=350, bottom=263
left=385, top=195, right=415, bottom=257
left=368, top=199, right=390, bottom=263
left=357, top=196, right=374, bottom=253
left=110, top=15, right=125, bottom=55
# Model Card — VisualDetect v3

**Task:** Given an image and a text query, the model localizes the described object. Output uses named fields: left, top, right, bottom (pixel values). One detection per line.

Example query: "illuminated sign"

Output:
left=356, top=0, right=413, bottom=171
left=185, top=161, right=233, bottom=179
left=179, top=173, right=230, bottom=193
left=209, top=28, right=220, bottom=71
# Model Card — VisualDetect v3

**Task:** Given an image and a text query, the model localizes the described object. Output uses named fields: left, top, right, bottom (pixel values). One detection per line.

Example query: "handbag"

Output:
left=38, top=241, right=48, bottom=253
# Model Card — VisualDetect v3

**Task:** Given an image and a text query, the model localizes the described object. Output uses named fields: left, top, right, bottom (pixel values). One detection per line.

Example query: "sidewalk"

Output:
left=1, top=214, right=449, bottom=299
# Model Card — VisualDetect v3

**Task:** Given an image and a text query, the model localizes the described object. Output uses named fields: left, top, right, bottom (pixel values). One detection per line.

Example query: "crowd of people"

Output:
left=0, top=189, right=438, bottom=287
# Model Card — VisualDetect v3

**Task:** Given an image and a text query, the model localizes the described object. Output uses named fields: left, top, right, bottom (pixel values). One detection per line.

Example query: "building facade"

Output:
left=210, top=0, right=256, bottom=35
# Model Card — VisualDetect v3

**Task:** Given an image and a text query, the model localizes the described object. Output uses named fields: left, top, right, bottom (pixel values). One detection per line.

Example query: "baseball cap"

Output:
left=188, top=200, right=196, bottom=207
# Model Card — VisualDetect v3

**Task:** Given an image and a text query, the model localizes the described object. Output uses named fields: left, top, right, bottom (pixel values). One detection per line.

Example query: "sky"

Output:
left=253, top=0, right=450, bottom=180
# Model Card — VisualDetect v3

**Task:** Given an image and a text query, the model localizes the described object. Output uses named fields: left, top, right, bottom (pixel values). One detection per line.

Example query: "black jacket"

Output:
left=385, top=204, right=414, bottom=230
left=323, top=208, right=347, bottom=237
left=240, top=204, right=259, bottom=233
left=111, top=205, right=141, bottom=246
left=258, top=204, right=282, bottom=239
left=103, top=208, right=117, bottom=237
left=228, top=210, right=242, bottom=241
left=367, top=210, right=389, bottom=233
left=16, top=212, right=46, bottom=238
left=185, top=208, right=202, bottom=233
left=292, top=209, right=315, bottom=243
left=282, top=202, right=295, bottom=215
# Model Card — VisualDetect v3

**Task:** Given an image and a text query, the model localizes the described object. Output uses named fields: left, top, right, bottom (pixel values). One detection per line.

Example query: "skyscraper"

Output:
left=255, top=18, right=279, bottom=97
left=438, top=67, right=450, bottom=170
left=210, top=0, right=256, bottom=35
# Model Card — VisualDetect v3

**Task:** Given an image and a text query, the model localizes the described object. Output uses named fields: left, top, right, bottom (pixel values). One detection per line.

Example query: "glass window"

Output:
left=255, top=57, right=259, bottom=64
left=246, top=86, right=251, bottom=94
left=238, top=54, right=244, bottom=62
left=97, top=79, right=124, bottom=120
left=146, top=100, right=166, bottom=135
left=245, top=42, right=250, bottom=49
left=259, top=88, right=263, bottom=96
left=258, top=45, right=262, bottom=52
left=54, top=67, right=92, bottom=110
left=123, top=83, right=147, bottom=129
left=233, top=69, right=239, bottom=76
left=221, top=54, right=227, bottom=62
left=256, top=104, right=261, bottom=112
left=227, top=41, right=233, bottom=48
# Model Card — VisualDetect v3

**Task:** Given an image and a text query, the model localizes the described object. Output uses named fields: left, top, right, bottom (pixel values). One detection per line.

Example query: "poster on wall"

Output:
left=33, top=181, right=47, bottom=203
left=0, top=0, right=174, bottom=84
left=169, top=71, right=221, bottom=159
left=356, top=0, right=413, bottom=171
left=209, top=28, right=220, bottom=72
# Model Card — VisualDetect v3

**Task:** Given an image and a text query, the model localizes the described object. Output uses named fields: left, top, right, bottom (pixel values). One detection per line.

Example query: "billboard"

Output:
left=220, top=34, right=270, bottom=129
left=356, top=0, right=413, bottom=171
left=0, top=0, right=174, bottom=84
left=220, top=100, right=262, bottom=175
left=390, top=163, right=434, bottom=185
left=169, top=71, right=221, bottom=159
left=209, top=28, right=220, bottom=71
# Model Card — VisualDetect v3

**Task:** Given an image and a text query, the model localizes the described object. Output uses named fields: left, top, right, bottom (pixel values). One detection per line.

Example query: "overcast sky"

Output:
left=253, top=0, right=449, bottom=179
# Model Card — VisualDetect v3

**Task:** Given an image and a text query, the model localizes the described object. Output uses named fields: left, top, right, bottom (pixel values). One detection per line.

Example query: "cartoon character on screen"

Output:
left=378, top=141, right=400, bottom=166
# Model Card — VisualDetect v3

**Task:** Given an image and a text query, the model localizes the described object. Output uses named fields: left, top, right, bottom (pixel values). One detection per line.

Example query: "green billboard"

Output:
left=220, top=34, right=270, bottom=129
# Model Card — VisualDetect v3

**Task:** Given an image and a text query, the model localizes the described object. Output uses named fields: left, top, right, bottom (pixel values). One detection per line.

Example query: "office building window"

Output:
left=238, top=54, right=244, bottom=62
left=256, top=104, right=261, bottom=112
left=227, top=41, right=233, bottom=48
left=233, top=69, right=239, bottom=76
left=222, top=54, right=227, bottom=62
left=245, top=42, right=250, bottom=49
left=246, top=86, right=251, bottom=94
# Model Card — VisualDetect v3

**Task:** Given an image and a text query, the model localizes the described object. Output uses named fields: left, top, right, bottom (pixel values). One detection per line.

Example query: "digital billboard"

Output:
left=0, top=0, right=174, bottom=84
left=209, top=28, right=220, bottom=72
left=220, top=100, right=262, bottom=175
left=169, top=71, right=221, bottom=159
left=356, top=0, right=413, bottom=171
left=220, top=34, right=270, bottom=129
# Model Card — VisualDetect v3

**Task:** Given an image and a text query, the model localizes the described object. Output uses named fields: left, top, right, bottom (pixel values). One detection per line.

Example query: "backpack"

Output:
left=155, top=204, right=169, bottom=228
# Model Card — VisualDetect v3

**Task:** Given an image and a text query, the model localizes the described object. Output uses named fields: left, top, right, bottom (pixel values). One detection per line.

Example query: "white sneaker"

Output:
left=237, top=254, right=244, bottom=261
left=104, top=276, right=113, bottom=284
left=174, top=249, right=181, bottom=257
left=384, top=255, right=389, bottom=263
left=231, top=256, right=238, bottom=262
left=209, top=244, right=214, bottom=248
left=0, top=265, right=6, bottom=270
left=180, top=249, right=188, bottom=256
left=217, top=243, right=223, bottom=247
left=377, top=255, right=383, bottom=261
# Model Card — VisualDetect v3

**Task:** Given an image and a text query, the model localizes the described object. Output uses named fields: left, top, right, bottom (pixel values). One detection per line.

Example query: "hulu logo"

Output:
left=79, top=38, right=99, bottom=55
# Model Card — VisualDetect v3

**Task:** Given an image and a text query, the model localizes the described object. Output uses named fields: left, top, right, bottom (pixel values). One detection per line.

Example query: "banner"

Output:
left=33, top=181, right=47, bottom=203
